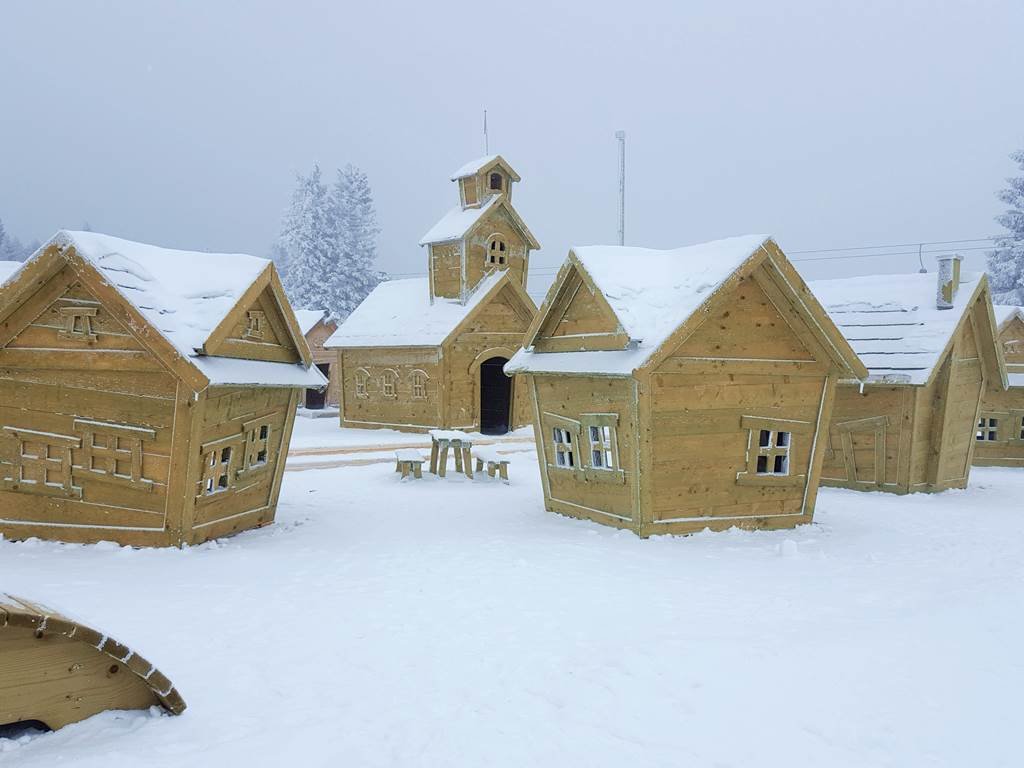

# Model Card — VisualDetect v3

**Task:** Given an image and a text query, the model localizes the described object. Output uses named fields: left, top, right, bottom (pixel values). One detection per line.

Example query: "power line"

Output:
left=381, top=234, right=1022, bottom=279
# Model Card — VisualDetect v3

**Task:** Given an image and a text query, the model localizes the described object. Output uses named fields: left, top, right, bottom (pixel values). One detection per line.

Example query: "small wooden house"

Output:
left=506, top=235, right=866, bottom=536
left=326, top=155, right=539, bottom=434
left=973, top=304, right=1024, bottom=467
left=295, top=308, right=339, bottom=409
left=810, top=256, right=1006, bottom=493
left=0, top=231, right=325, bottom=547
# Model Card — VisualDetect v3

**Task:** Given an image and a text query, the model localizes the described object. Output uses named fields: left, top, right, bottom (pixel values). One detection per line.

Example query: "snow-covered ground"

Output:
left=2, top=436, right=1022, bottom=766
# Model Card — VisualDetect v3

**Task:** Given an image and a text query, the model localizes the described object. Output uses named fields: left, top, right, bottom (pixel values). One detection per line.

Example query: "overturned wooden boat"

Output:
left=0, top=594, right=185, bottom=731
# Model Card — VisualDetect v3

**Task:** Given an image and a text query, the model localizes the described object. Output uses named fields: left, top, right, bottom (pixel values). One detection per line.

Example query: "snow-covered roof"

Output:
left=507, top=235, right=772, bottom=376
left=809, top=271, right=984, bottom=385
left=25, top=231, right=324, bottom=389
left=325, top=270, right=508, bottom=348
left=418, top=195, right=501, bottom=246
left=294, top=308, right=329, bottom=336
left=993, top=304, right=1023, bottom=329
left=450, top=154, right=500, bottom=180
left=0, top=261, right=24, bottom=284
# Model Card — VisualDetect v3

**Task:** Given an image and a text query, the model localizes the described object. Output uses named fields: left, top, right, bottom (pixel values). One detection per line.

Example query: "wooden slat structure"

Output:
left=0, top=594, right=185, bottom=731
left=507, top=236, right=868, bottom=536
left=811, top=257, right=1008, bottom=493
left=974, top=305, right=1024, bottom=467
left=0, top=231, right=324, bottom=546
left=326, top=156, right=538, bottom=435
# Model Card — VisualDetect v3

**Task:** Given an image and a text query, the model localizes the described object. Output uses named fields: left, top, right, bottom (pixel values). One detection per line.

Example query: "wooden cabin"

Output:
left=505, top=235, right=866, bottom=536
left=973, top=305, right=1024, bottom=467
left=326, top=155, right=539, bottom=434
left=0, top=231, right=325, bottom=547
left=295, top=308, right=339, bottom=409
left=810, top=256, right=1006, bottom=493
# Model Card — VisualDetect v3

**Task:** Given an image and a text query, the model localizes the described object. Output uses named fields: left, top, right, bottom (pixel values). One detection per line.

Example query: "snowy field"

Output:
left=1, top=430, right=1023, bottom=766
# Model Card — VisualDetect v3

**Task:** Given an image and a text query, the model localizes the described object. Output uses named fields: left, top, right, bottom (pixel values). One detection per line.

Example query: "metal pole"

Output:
left=615, top=131, right=626, bottom=246
left=483, top=110, right=489, bottom=155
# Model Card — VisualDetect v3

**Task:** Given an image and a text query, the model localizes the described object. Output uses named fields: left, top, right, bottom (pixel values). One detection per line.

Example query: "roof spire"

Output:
left=483, top=109, right=489, bottom=155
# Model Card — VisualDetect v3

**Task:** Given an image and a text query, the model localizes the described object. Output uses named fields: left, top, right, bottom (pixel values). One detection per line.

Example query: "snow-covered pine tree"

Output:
left=279, top=165, right=341, bottom=314
left=331, top=164, right=384, bottom=318
left=0, top=219, right=6, bottom=257
left=987, top=148, right=1024, bottom=304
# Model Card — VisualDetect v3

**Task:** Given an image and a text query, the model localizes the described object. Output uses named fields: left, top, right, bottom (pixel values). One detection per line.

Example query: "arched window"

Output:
left=410, top=370, right=428, bottom=399
left=487, top=236, right=507, bottom=266
left=381, top=369, right=398, bottom=399
left=354, top=368, right=369, bottom=399
left=489, top=172, right=503, bottom=191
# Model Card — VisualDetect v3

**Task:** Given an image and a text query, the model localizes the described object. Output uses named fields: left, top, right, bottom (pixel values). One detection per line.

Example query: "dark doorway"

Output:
left=479, top=357, right=512, bottom=435
left=305, top=363, right=331, bottom=409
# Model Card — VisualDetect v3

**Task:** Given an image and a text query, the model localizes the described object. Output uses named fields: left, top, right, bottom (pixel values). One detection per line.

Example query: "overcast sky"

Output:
left=2, top=0, right=1022, bottom=287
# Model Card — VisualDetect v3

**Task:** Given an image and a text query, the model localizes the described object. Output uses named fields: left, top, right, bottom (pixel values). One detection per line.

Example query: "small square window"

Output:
left=552, top=427, right=575, bottom=468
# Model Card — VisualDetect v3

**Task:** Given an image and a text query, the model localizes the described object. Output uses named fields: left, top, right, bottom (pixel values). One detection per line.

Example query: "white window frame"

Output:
left=381, top=369, right=399, bottom=399
left=410, top=369, right=429, bottom=400
left=976, top=414, right=1003, bottom=443
left=736, top=415, right=810, bottom=487
left=354, top=368, right=370, bottom=399
left=486, top=234, right=508, bottom=266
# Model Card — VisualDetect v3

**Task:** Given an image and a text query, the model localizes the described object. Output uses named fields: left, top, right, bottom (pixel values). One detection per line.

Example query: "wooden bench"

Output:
left=394, top=449, right=425, bottom=479
left=474, top=446, right=511, bottom=482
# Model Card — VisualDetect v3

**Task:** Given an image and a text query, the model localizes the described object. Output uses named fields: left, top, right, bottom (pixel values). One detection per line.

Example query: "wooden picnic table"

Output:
left=428, top=429, right=474, bottom=478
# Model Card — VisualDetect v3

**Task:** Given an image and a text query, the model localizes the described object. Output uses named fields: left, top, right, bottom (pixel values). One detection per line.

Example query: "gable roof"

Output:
left=993, top=304, right=1024, bottom=331
left=0, top=231, right=324, bottom=390
left=809, top=271, right=996, bottom=385
left=418, top=194, right=540, bottom=251
left=419, top=195, right=502, bottom=246
left=509, top=235, right=865, bottom=377
left=295, top=308, right=331, bottom=336
left=450, top=154, right=521, bottom=182
left=325, top=270, right=533, bottom=349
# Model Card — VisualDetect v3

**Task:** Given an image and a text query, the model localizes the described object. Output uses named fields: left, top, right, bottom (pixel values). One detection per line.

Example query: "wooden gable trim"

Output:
left=441, top=271, right=537, bottom=348
left=758, top=241, right=868, bottom=378
left=922, top=278, right=1007, bottom=392
left=61, top=246, right=211, bottom=392
left=202, top=264, right=313, bottom=368
left=0, top=243, right=208, bottom=392
left=471, top=198, right=540, bottom=252
left=638, top=248, right=771, bottom=373
left=523, top=253, right=628, bottom=351
left=458, top=155, right=521, bottom=183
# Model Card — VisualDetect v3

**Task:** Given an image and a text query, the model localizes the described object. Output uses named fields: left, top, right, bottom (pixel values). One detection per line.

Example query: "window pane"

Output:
left=776, top=431, right=790, bottom=447
left=756, top=455, right=768, bottom=473
left=774, top=455, right=787, bottom=474
left=592, top=449, right=603, bottom=467
left=759, top=430, right=770, bottom=447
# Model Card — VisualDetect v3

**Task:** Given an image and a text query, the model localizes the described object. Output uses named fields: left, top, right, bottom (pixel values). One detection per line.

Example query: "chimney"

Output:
left=935, top=254, right=962, bottom=310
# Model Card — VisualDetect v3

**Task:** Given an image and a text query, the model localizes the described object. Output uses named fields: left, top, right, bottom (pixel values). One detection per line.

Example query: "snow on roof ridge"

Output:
left=325, top=270, right=508, bottom=348
left=26, top=230, right=314, bottom=386
left=294, top=308, right=330, bottom=336
left=418, top=195, right=502, bottom=246
left=809, top=270, right=984, bottom=384
left=993, top=303, right=1024, bottom=328
left=450, top=154, right=501, bottom=180
left=510, top=234, right=772, bottom=376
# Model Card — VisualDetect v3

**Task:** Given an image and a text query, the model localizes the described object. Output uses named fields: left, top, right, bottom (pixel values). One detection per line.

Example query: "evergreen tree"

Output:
left=0, top=218, right=6, bottom=257
left=279, top=165, right=341, bottom=314
left=331, top=164, right=384, bottom=318
left=988, top=148, right=1024, bottom=304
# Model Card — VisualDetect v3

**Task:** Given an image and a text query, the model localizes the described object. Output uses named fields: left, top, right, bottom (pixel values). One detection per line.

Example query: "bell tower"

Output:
left=419, top=155, right=539, bottom=304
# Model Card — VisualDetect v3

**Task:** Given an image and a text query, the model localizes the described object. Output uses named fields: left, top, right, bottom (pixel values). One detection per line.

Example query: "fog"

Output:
left=2, top=0, right=1022, bottom=283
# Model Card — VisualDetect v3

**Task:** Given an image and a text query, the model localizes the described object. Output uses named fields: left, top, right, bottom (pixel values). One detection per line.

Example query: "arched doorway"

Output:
left=479, top=356, right=512, bottom=435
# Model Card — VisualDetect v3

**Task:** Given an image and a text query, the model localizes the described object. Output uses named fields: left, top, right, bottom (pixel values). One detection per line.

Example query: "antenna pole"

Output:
left=483, top=109, right=489, bottom=154
left=615, top=130, right=626, bottom=246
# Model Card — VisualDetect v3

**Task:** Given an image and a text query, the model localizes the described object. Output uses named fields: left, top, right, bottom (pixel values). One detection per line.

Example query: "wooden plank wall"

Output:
left=646, top=368, right=827, bottom=534
left=0, top=277, right=179, bottom=545
left=819, top=385, right=911, bottom=492
left=430, top=243, right=462, bottom=299
left=444, top=286, right=533, bottom=430
left=975, top=315, right=1024, bottom=466
left=530, top=374, right=639, bottom=529
left=464, top=207, right=528, bottom=293
left=188, top=386, right=293, bottom=543
left=338, top=348, right=443, bottom=431
left=933, top=318, right=984, bottom=487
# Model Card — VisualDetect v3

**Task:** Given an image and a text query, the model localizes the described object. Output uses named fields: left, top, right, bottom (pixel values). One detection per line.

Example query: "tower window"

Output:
left=489, top=172, right=503, bottom=191
left=487, top=236, right=508, bottom=266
